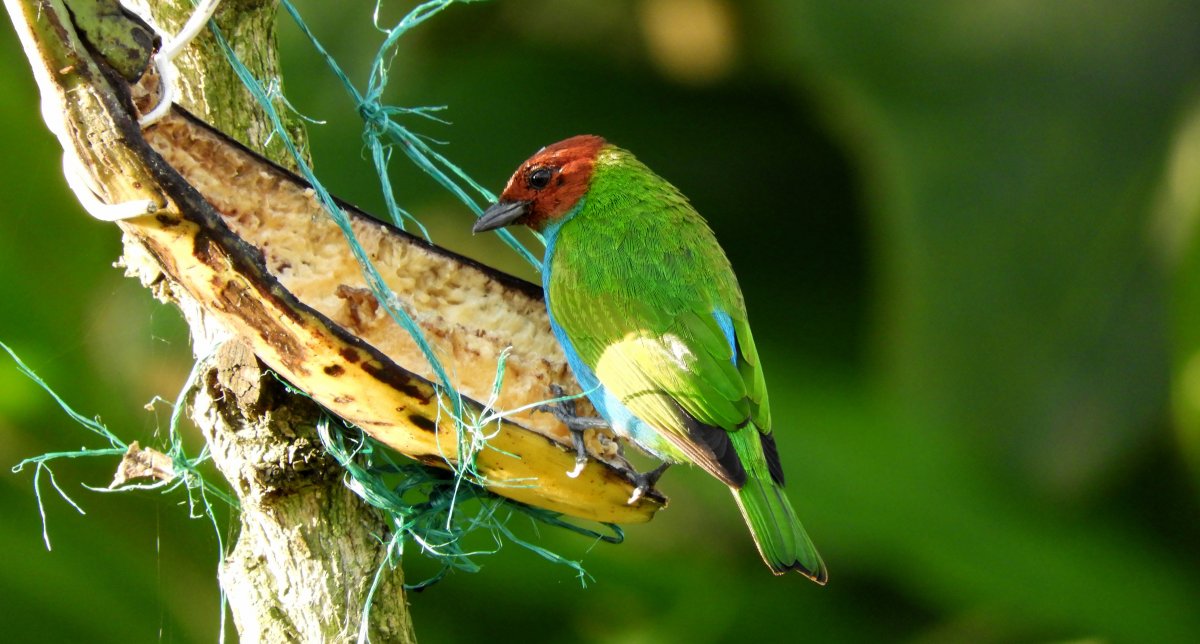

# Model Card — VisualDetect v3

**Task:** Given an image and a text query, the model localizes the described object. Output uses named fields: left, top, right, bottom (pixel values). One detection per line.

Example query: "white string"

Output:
left=138, top=0, right=224, bottom=127
left=62, top=155, right=158, bottom=221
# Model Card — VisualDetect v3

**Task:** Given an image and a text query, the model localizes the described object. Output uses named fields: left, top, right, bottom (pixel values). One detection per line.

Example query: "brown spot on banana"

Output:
left=408, top=415, right=437, bottom=433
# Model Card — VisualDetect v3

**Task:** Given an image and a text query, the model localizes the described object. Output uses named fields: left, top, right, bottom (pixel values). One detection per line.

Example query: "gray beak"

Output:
left=472, top=200, right=530, bottom=233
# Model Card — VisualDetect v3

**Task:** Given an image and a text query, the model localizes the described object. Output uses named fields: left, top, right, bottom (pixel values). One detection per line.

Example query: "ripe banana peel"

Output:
left=7, top=0, right=665, bottom=523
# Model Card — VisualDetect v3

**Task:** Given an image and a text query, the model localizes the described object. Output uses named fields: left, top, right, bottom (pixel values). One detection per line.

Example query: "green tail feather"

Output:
left=730, top=432, right=827, bottom=582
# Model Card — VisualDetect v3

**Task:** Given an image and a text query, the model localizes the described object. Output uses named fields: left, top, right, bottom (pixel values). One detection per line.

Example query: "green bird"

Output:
left=473, top=135, right=826, bottom=582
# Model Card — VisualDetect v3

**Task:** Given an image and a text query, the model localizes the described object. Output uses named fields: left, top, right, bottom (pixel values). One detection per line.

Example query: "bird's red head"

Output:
left=473, top=135, right=607, bottom=234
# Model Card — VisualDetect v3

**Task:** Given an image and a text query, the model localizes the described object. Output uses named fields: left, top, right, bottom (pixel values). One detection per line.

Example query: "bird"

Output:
left=472, top=135, right=826, bottom=582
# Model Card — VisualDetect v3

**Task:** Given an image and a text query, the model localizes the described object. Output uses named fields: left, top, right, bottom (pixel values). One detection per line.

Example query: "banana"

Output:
left=7, top=0, right=665, bottom=524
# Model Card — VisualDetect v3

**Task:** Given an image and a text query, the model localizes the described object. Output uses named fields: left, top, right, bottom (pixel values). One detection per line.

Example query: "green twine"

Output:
left=4, top=341, right=232, bottom=543
left=314, top=414, right=624, bottom=598
left=2, top=340, right=234, bottom=638
left=279, top=0, right=545, bottom=262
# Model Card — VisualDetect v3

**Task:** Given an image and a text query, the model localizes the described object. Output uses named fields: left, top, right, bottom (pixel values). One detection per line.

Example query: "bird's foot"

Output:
left=626, top=463, right=670, bottom=505
left=537, top=384, right=607, bottom=478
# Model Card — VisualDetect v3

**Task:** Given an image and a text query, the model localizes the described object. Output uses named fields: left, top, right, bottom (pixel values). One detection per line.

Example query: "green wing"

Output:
left=547, top=172, right=772, bottom=486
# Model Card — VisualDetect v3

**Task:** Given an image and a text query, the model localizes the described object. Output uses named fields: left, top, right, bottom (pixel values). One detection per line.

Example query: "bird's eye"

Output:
left=527, top=167, right=554, bottom=190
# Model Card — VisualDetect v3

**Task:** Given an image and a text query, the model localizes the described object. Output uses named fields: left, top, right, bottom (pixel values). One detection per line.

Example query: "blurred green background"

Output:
left=4, top=0, right=1200, bottom=641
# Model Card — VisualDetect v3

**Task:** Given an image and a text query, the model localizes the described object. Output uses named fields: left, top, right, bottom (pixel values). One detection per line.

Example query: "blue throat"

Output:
left=539, top=203, right=639, bottom=437
left=540, top=202, right=604, bottom=398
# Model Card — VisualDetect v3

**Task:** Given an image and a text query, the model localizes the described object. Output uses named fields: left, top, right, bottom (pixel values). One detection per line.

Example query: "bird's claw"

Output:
left=536, top=384, right=607, bottom=477
left=626, top=463, right=670, bottom=505
left=566, top=426, right=588, bottom=479
left=566, top=453, right=587, bottom=479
